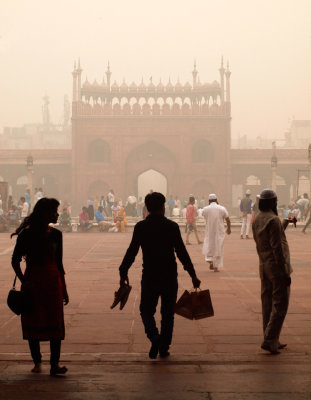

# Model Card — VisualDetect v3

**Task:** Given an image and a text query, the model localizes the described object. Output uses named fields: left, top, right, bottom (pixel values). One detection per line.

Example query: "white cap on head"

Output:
left=209, top=193, right=217, bottom=200
left=246, top=189, right=251, bottom=195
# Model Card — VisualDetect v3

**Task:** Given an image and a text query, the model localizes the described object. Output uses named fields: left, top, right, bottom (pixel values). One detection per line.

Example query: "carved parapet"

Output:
left=76, top=101, right=225, bottom=117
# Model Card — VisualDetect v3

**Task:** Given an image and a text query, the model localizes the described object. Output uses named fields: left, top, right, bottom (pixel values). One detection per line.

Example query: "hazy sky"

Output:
left=1, top=0, right=310, bottom=140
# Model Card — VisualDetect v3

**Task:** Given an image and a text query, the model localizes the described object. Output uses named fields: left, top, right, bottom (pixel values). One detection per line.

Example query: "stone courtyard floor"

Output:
left=0, top=225, right=310, bottom=399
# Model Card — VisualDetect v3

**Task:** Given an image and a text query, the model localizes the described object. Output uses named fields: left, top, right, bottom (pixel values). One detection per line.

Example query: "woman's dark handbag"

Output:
left=174, top=288, right=214, bottom=320
left=7, top=276, right=32, bottom=315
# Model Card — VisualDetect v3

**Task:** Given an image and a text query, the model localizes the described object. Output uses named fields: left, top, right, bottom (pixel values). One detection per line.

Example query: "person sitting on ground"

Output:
left=7, top=205, right=20, bottom=228
left=95, top=206, right=112, bottom=232
left=118, top=192, right=201, bottom=359
left=0, top=214, right=9, bottom=232
left=114, top=207, right=127, bottom=232
left=58, top=207, right=72, bottom=232
left=79, top=207, right=92, bottom=232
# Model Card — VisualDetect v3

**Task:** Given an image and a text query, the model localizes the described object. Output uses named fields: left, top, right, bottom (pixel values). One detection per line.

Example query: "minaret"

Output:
left=72, top=61, right=77, bottom=102
left=192, top=60, right=198, bottom=88
left=219, top=56, right=225, bottom=106
left=106, top=61, right=111, bottom=92
left=225, top=61, right=231, bottom=103
left=42, top=94, right=50, bottom=125
left=76, top=58, right=82, bottom=101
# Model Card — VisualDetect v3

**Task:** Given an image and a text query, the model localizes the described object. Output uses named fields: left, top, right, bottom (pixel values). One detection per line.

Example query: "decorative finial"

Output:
left=221, top=55, right=224, bottom=68
left=227, top=61, right=230, bottom=70
left=78, top=58, right=81, bottom=69
left=107, top=61, right=111, bottom=73
left=74, top=60, right=76, bottom=70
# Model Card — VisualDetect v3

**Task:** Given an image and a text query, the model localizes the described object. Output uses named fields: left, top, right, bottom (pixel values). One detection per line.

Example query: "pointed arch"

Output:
left=88, top=139, right=111, bottom=163
left=192, top=140, right=214, bottom=163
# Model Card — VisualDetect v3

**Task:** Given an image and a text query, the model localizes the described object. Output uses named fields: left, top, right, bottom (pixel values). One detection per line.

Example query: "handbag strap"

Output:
left=12, top=276, right=17, bottom=289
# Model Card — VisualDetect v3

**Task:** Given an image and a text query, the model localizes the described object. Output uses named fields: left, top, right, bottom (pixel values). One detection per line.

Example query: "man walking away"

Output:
left=252, top=189, right=294, bottom=354
left=119, top=192, right=201, bottom=359
left=302, top=203, right=311, bottom=233
left=202, top=194, right=231, bottom=272
left=240, top=189, right=252, bottom=239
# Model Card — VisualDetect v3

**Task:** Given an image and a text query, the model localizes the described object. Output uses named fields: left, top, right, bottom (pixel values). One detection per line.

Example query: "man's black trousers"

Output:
left=140, top=278, right=178, bottom=349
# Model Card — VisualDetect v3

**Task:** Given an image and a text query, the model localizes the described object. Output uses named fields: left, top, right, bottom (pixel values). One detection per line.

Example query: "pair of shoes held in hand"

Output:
left=111, top=283, right=132, bottom=310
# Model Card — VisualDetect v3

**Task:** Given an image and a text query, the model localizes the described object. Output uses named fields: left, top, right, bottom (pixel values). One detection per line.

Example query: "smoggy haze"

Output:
left=0, top=0, right=310, bottom=140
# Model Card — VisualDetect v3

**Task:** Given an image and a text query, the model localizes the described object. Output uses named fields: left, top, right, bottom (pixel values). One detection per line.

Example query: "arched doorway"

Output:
left=125, top=141, right=177, bottom=197
left=137, top=169, right=167, bottom=199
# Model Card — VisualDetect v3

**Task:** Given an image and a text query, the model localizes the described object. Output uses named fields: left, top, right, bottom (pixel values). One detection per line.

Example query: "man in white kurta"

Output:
left=202, top=194, right=231, bottom=272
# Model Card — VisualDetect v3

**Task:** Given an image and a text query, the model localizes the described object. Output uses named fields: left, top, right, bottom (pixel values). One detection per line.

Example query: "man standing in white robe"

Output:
left=202, top=194, right=231, bottom=272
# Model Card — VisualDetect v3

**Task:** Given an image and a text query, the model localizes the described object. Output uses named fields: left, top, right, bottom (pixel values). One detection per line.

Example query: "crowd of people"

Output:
left=2, top=186, right=311, bottom=236
left=8, top=185, right=299, bottom=374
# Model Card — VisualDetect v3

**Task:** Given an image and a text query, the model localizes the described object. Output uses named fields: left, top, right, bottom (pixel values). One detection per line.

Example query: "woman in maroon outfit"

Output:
left=11, top=198, right=69, bottom=376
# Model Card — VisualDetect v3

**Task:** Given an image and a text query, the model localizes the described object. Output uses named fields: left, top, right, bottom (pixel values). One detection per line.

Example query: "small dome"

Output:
left=138, top=79, right=146, bottom=91
left=111, top=81, right=119, bottom=91
left=166, top=79, right=173, bottom=90
left=157, top=80, right=164, bottom=91
left=175, top=80, right=183, bottom=92
left=83, top=77, right=91, bottom=88
left=184, top=81, right=192, bottom=90
left=120, top=80, right=128, bottom=92
left=148, top=80, right=155, bottom=91
left=130, top=82, right=137, bottom=91
left=92, top=79, right=100, bottom=87
left=212, top=80, right=220, bottom=87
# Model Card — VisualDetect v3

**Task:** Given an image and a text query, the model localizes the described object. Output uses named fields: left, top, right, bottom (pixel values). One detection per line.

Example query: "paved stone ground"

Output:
left=0, top=225, right=310, bottom=399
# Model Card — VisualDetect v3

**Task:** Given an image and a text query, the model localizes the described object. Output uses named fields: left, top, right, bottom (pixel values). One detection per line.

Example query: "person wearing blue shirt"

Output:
left=95, top=206, right=111, bottom=232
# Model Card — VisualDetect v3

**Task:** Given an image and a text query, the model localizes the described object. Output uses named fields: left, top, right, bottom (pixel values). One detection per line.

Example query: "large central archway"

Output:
left=137, top=169, right=167, bottom=199
left=125, top=141, right=177, bottom=197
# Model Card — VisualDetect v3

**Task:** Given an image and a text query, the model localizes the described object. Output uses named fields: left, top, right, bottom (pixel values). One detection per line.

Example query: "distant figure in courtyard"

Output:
left=107, top=189, right=115, bottom=216
left=87, top=198, right=95, bottom=220
left=296, top=193, right=309, bottom=222
left=95, top=206, right=112, bottom=232
left=302, top=202, right=311, bottom=233
left=79, top=206, right=92, bottom=232
left=240, top=189, right=252, bottom=239
left=7, top=205, right=20, bottom=228
left=19, top=196, right=29, bottom=222
left=118, top=192, right=201, bottom=359
left=137, top=196, right=144, bottom=217
left=202, top=193, right=231, bottom=272
left=11, top=198, right=69, bottom=375
left=252, top=189, right=294, bottom=354
left=25, top=189, right=31, bottom=214
left=185, top=196, right=202, bottom=245
left=0, top=213, right=9, bottom=232
left=167, top=195, right=175, bottom=217
left=114, top=206, right=127, bottom=232
left=111, top=200, right=120, bottom=218
left=58, top=207, right=72, bottom=232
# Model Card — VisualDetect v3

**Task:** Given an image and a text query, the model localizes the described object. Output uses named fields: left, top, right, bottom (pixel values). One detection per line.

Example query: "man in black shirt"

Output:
left=119, top=192, right=201, bottom=359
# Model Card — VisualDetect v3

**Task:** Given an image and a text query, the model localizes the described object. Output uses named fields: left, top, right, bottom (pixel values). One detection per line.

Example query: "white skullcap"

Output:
left=209, top=193, right=217, bottom=200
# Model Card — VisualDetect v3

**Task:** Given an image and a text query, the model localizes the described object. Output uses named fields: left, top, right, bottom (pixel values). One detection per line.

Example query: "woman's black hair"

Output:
left=11, top=197, right=60, bottom=238
left=258, top=198, right=278, bottom=215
